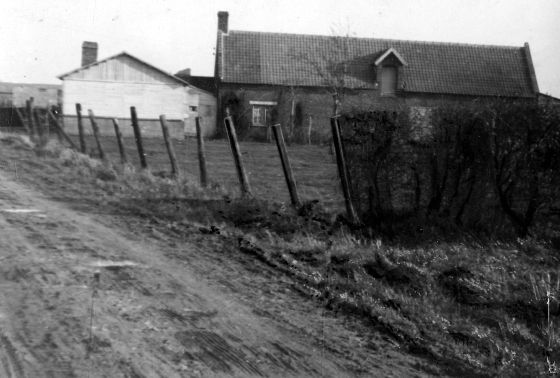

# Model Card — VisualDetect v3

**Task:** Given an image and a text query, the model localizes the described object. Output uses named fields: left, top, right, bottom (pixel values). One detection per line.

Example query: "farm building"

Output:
left=0, top=82, right=62, bottom=108
left=0, top=82, right=61, bottom=128
left=57, top=42, right=217, bottom=139
left=213, top=11, right=541, bottom=142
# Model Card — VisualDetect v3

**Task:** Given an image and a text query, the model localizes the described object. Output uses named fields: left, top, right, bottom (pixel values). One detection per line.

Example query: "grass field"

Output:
left=70, top=134, right=346, bottom=212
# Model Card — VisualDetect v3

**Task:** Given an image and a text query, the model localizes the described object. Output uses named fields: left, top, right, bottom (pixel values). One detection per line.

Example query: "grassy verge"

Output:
left=1, top=133, right=559, bottom=377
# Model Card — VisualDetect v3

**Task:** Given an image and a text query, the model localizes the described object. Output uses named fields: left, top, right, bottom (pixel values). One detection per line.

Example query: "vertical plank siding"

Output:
left=197, top=91, right=217, bottom=137
left=63, top=55, right=178, bottom=84
left=63, top=80, right=187, bottom=119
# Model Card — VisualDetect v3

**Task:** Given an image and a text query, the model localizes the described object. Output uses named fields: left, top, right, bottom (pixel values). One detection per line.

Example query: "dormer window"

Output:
left=374, top=47, right=408, bottom=96
left=381, top=65, right=398, bottom=95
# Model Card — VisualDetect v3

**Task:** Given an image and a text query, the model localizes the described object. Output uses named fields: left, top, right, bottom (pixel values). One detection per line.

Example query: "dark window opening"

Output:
left=252, top=105, right=275, bottom=126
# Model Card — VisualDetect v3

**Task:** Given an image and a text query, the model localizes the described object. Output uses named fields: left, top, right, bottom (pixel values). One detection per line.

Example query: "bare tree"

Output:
left=288, top=21, right=362, bottom=151
left=288, top=21, right=358, bottom=118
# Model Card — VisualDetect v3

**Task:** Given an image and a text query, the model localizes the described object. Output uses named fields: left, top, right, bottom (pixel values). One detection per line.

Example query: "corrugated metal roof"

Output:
left=219, top=31, right=536, bottom=98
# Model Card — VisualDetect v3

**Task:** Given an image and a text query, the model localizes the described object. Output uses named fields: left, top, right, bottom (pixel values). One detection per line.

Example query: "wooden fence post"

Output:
left=195, top=116, right=208, bottom=188
left=33, top=108, right=45, bottom=146
left=87, top=110, right=106, bottom=161
left=330, top=115, right=359, bottom=225
left=224, top=108, right=251, bottom=196
left=272, top=124, right=302, bottom=207
left=26, top=98, right=36, bottom=141
left=15, top=108, right=29, bottom=134
left=112, top=118, right=128, bottom=164
left=159, top=115, right=179, bottom=178
left=47, top=110, right=79, bottom=151
left=76, top=104, right=87, bottom=153
left=130, top=107, right=147, bottom=169
left=50, top=106, right=62, bottom=143
left=44, top=109, right=50, bottom=139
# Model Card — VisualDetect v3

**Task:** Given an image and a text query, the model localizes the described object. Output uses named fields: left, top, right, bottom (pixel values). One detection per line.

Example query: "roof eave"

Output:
left=523, top=42, right=540, bottom=94
left=57, top=52, right=190, bottom=87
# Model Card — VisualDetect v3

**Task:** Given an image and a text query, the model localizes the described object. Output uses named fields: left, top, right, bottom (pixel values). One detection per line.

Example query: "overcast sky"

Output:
left=1, top=0, right=559, bottom=98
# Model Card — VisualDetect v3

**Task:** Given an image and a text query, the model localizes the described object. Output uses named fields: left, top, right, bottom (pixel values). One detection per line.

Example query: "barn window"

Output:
left=250, top=101, right=277, bottom=127
left=189, top=106, right=198, bottom=111
left=38, top=88, right=47, bottom=92
left=381, top=65, right=398, bottom=95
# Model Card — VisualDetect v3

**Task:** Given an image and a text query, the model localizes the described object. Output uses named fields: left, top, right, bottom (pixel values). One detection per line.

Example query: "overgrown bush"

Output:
left=340, top=99, right=560, bottom=238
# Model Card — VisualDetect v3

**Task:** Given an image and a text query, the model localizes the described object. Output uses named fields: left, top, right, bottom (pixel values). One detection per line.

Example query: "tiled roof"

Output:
left=175, top=73, right=216, bottom=94
left=219, top=31, right=537, bottom=98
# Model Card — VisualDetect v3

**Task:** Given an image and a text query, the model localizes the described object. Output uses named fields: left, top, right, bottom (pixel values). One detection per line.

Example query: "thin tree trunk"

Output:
left=308, top=116, right=313, bottom=145
left=290, top=96, right=295, bottom=142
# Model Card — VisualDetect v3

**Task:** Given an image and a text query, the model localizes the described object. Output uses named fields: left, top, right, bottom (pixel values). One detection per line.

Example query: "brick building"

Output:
left=213, top=11, right=540, bottom=142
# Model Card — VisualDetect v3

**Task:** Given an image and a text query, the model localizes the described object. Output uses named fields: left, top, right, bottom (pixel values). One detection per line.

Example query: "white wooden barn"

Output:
left=57, top=44, right=216, bottom=139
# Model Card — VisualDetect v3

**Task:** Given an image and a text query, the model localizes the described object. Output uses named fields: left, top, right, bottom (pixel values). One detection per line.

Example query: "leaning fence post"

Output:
left=112, top=118, right=128, bottom=164
left=47, top=110, right=79, bottom=151
left=159, top=115, right=179, bottom=178
left=224, top=108, right=251, bottom=196
left=15, top=108, right=29, bottom=134
left=195, top=116, right=208, bottom=188
left=130, top=107, right=147, bottom=169
left=330, top=115, right=359, bottom=225
left=51, top=106, right=62, bottom=143
left=272, top=124, right=302, bottom=207
left=26, top=98, right=37, bottom=141
left=87, top=110, right=106, bottom=161
left=33, top=108, right=45, bottom=146
left=76, top=104, right=87, bottom=153
left=44, top=109, right=50, bottom=139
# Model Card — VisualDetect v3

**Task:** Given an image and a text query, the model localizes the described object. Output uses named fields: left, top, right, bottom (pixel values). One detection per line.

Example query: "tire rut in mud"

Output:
left=165, top=309, right=321, bottom=377
left=103, top=266, right=153, bottom=297
left=175, top=330, right=265, bottom=377
left=0, top=333, right=27, bottom=378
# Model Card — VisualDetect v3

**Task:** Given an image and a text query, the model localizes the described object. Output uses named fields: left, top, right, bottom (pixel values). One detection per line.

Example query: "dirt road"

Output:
left=0, top=167, right=436, bottom=377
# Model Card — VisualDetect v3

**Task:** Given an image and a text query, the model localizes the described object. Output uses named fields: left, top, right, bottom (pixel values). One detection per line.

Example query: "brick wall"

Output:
left=81, top=42, right=98, bottom=67
left=218, top=83, right=525, bottom=142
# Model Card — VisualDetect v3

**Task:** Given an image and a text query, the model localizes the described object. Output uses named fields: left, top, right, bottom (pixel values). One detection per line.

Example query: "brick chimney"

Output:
left=81, top=41, right=98, bottom=67
left=218, top=11, right=229, bottom=34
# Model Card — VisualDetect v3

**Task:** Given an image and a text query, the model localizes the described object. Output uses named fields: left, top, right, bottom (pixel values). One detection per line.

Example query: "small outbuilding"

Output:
left=57, top=42, right=217, bottom=139
left=0, top=82, right=62, bottom=109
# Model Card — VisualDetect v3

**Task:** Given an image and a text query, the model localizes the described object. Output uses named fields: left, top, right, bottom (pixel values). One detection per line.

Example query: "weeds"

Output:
left=4, top=134, right=559, bottom=376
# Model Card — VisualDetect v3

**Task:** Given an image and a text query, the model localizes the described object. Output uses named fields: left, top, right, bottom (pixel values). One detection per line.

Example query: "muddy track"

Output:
left=0, top=167, right=442, bottom=377
left=0, top=333, right=27, bottom=378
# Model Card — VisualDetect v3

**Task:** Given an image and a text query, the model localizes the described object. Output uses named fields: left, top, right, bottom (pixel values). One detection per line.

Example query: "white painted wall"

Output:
left=183, top=88, right=216, bottom=137
left=198, top=91, right=217, bottom=137
left=62, top=79, right=187, bottom=119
